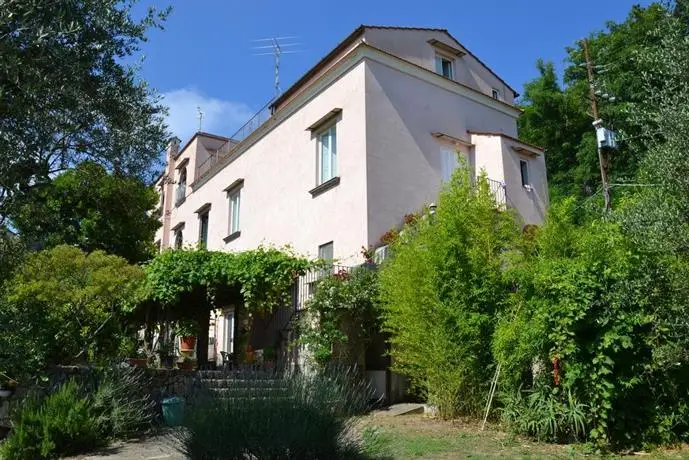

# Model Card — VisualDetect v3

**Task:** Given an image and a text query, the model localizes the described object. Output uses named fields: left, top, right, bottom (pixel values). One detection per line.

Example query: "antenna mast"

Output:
left=196, top=106, right=204, bottom=132
left=252, top=36, right=303, bottom=97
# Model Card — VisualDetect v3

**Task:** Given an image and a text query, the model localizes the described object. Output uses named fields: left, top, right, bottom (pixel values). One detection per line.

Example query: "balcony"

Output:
left=486, top=178, right=506, bottom=208
left=195, top=99, right=275, bottom=182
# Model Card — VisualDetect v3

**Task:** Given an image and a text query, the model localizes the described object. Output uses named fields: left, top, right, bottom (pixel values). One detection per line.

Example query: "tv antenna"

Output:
left=252, top=36, right=303, bottom=97
left=196, top=106, right=204, bottom=132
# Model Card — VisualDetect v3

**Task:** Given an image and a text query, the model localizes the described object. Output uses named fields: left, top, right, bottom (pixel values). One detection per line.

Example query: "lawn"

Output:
left=359, top=414, right=689, bottom=459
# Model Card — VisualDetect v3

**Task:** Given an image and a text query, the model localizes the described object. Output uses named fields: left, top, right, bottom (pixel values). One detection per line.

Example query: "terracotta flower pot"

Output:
left=180, top=336, right=197, bottom=352
left=177, top=360, right=196, bottom=371
left=128, top=357, right=148, bottom=368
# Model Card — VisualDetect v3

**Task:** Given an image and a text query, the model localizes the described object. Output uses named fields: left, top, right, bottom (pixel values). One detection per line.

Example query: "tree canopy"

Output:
left=518, top=3, right=674, bottom=199
left=11, top=161, right=161, bottom=263
left=0, top=0, right=170, bottom=223
left=0, top=245, right=145, bottom=380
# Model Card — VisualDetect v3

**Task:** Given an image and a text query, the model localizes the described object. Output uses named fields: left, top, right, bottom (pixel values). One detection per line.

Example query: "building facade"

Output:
left=154, top=26, right=549, bottom=386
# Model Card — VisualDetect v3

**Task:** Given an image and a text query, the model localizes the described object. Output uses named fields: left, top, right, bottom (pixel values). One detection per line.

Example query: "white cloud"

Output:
left=162, top=87, right=254, bottom=143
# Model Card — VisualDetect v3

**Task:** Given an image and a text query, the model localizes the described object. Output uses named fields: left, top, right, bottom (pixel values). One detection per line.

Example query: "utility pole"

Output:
left=583, top=39, right=611, bottom=211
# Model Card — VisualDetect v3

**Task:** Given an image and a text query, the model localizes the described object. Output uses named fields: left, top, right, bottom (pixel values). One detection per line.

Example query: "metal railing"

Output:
left=486, top=178, right=507, bottom=208
left=195, top=99, right=275, bottom=180
left=293, top=264, right=351, bottom=312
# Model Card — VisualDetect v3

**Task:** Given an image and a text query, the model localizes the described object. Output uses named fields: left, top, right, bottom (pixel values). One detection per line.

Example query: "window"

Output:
left=492, top=88, right=501, bottom=100
left=174, top=229, right=183, bottom=249
left=318, top=241, right=334, bottom=262
left=318, top=125, right=337, bottom=185
left=435, top=55, right=454, bottom=79
left=520, top=159, right=530, bottom=187
left=176, top=168, right=187, bottom=205
left=198, top=211, right=209, bottom=248
left=440, top=147, right=459, bottom=183
left=228, top=189, right=241, bottom=235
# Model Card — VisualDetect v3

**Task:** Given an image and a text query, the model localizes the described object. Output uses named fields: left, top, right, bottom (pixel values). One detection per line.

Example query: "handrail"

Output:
left=195, top=98, right=276, bottom=180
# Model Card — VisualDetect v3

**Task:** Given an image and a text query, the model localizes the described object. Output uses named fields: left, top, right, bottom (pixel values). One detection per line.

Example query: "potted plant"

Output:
left=175, top=320, right=199, bottom=352
left=263, top=346, right=277, bottom=371
left=120, top=336, right=148, bottom=367
left=177, top=355, right=197, bottom=371
left=158, top=340, right=175, bottom=369
left=128, top=347, right=148, bottom=368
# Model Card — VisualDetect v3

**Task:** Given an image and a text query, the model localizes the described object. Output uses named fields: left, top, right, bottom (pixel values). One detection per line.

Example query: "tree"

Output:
left=0, top=246, right=145, bottom=380
left=494, top=199, right=689, bottom=448
left=11, top=161, right=161, bottom=263
left=518, top=60, right=590, bottom=199
left=617, top=6, right=689, bottom=254
left=519, top=3, right=672, bottom=199
left=0, top=0, right=170, bottom=223
left=0, top=228, right=25, bottom=287
left=379, top=169, right=521, bottom=418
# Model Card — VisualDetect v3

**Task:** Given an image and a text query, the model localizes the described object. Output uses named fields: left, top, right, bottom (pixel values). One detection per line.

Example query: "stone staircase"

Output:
left=197, top=370, right=290, bottom=401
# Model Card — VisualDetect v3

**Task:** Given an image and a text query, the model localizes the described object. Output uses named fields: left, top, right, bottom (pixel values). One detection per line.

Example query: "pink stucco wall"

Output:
left=364, top=59, right=527, bottom=246
left=363, top=28, right=515, bottom=105
left=164, top=62, right=369, bottom=265
left=158, top=29, right=548, bottom=264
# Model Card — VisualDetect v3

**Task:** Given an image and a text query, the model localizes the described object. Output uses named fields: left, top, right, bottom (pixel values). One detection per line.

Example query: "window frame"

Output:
left=435, top=53, right=455, bottom=80
left=318, top=241, right=334, bottom=262
left=317, top=123, right=337, bottom=186
left=176, top=167, right=187, bottom=206
left=228, top=188, right=241, bottom=235
left=492, top=88, right=501, bottom=100
left=174, top=229, right=183, bottom=249
left=198, top=211, right=209, bottom=248
left=520, top=159, right=530, bottom=188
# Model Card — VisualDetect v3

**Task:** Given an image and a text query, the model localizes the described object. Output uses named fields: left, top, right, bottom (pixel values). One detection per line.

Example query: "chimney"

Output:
left=167, top=136, right=181, bottom=160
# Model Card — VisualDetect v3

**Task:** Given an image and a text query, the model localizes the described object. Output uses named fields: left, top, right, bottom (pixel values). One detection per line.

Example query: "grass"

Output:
left=358, top=414, right=689, bottom=459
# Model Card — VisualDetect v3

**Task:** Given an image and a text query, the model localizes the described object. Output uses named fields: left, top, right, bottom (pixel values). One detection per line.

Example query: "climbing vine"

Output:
left=144, top=246, right=312, bottom=312
left=298, top=263, right=381, bottom=367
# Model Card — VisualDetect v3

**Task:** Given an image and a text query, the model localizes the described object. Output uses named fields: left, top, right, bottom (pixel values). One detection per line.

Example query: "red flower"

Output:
left=553, top=356, right=560, bottom=386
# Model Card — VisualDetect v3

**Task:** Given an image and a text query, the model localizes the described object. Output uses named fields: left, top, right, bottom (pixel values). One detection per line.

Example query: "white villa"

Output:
left=154, top=25, right=548, bottom=400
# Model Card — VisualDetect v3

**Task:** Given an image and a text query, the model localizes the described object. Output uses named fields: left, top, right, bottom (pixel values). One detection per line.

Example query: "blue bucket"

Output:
left=162, top=396, right=185, bottom=427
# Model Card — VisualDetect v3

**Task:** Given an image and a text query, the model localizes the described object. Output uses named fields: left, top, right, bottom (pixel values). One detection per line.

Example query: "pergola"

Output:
left=138, top=248, right=311, bottom=366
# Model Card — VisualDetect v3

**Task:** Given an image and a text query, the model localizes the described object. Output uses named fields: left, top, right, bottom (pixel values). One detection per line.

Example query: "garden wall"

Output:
left=1, top=366, right=199, bottom=432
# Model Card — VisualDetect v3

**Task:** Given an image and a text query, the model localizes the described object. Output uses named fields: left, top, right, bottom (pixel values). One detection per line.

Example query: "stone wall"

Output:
left=1, top=366, right=199, bottom=432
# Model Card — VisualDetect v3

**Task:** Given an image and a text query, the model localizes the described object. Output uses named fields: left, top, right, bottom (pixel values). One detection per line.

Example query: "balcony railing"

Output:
left=293, top=264, right=351, bottom=312
left=486, top=178, right=506, bottom=208
left=195, top=99, right=275, bottom=181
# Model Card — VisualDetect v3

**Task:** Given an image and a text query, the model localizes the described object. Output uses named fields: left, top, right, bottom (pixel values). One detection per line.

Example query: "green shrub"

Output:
left=0, top=368, right=155, bottom=459
left=379, top=169, right=521, bottom=418
left=501, top=386, right=587, bottom=443
left=0, top=379, right=103, bottom=459
left=299, top=266, right=382, bottom=368
left=173, top=367, right=375, bottom=459
left=90, top=366, right=156, bottom=439
left=494, top=199, right=689, bottom=449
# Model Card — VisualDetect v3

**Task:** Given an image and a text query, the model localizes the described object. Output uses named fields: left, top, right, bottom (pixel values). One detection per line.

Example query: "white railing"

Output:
left=195, top=99, right=275, bottom=180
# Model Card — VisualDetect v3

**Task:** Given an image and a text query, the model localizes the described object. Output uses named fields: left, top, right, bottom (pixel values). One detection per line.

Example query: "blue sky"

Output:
left=134, top=0, right=652, bottom=142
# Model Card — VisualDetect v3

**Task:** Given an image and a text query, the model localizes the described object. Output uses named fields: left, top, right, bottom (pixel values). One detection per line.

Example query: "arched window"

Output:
left=174, top=230, right=183, bottom=249
left=176, top=168, right=187, bottom=205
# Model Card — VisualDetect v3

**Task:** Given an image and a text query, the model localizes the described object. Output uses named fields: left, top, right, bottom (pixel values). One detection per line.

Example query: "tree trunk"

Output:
left=196, top=308, right=211, bottom=366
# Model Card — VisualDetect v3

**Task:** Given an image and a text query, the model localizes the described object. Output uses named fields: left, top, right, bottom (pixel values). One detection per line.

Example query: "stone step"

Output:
left=207, top=387, right=290, bottom=396
left=198, top=370, right=278, bottom=380
left=199, top=378, right=287, bottom=389
left=209, top=395, right=295, bottom=403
